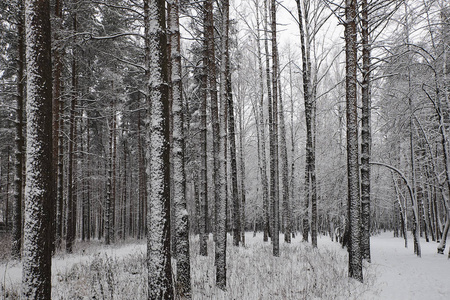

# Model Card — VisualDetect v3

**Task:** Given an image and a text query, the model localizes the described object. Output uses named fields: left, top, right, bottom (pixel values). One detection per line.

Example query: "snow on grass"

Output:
left=0, top=232, right=449, bottom=299
left=191, top=233, right=373, bottom=299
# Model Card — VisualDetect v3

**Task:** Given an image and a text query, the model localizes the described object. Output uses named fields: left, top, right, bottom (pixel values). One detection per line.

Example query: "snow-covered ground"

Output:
left=363, top=232, right=450, bottom=300
left=1, top=232, right=449, bottom=299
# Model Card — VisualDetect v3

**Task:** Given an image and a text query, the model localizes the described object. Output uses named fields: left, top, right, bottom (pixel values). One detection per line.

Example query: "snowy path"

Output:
left=365, top=233, right=450, bottom=300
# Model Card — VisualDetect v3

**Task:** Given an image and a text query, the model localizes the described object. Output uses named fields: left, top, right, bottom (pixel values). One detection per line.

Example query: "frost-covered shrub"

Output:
left=53, top=250, right=147, bottom=299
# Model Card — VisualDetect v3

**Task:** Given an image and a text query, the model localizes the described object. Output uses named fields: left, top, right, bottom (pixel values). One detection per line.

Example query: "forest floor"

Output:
left=0, top=231, right=449, bottom=299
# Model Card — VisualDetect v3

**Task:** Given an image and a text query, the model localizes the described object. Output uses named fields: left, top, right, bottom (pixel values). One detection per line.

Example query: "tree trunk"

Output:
left=277, top=70, right=291, bottom=243
left=5, top=148, right=11, bottom=231
left=360, top=0, right=371, bottom=262
left=22, top=0, right=53, bottom=297
left=345, top=0, right=363, bottom=282
left=227, top=43, right=240, bottom=247
left=51, top=0, right=63, bottom=254
left=137, top=110, right=145, bottom=240
left=12, top=0, right=25, bottom=260
left=111, top=101, right=117, bottom=244
left=145, top=0, right=174, bottom=298
left=199, top=0, right=209, bottom=255
left=296, top=0, right=315, bottom=245
left=270, top=0, right=280, bottom=257
left=66, top=12, right=78, bottom=253
left=169, top=0, right=192, bottom=296
left=263, top=0, right=273, bottom=240
left=288, top=51, right=296, bottom=241
left=254, top=0, right=270, bottom=242
left=214, top=0, right=232, bottom=289
left=238, top=86, right=247, bottom=246
left=56, top=71, right=64, bottom=249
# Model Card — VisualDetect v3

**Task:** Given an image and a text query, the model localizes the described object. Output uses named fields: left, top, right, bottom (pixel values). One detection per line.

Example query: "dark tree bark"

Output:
left=345, top=0, right=363, bottom=282
left=199, top=0, right=209, bottom=256
left=105, top=114, right=113, bottom=245
left=277, top=61, right=290, bottom=244
left=111, top=100, right=117, bottom=244
left=22, top=0, right=53, bottom=297
left=263, top=0, right=273, bottom=240
left=56, top=69, right=64, bottom=249
left=215, top=0, right=230, bottom=289
left=238, top=100, right=247, bottom=246
left=145, top=0, right=174, bottom=298
left=51, top=0, right=63, bottom=253
left=66, top=9, right=78, bottom=253
left=225, top=6, right=240, bottom=246
left=137, top=111, right=145, bottom=240
left=204, top=0, right=220, bottom=248
left=12, top=0, right=25, bottom=260
left=270, top=0, right=280, bottom=257
left=295, top=0, right=316, bottom=246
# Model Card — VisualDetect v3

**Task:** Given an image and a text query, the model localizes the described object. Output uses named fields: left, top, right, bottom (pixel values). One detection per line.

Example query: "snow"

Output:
left=362, top=232, right=450, bottom=300
left=0, top=242, right=145, bottom=292
left=1, top=233, right=449, bottom=299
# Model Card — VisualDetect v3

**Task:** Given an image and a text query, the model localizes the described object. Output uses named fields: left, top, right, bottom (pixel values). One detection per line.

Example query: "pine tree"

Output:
left=270, top=0, right=280, bottom=257
left=11, top=0, right=25, bottom=260
left=360, top=0, right=371, bottom=262
left=145, top=0, right=174, bottom=298
left=169, top=0, right=192, bottom=297
left=22, top=0, right=53, bottom=297
left=345, top=0, right=363, bottom=282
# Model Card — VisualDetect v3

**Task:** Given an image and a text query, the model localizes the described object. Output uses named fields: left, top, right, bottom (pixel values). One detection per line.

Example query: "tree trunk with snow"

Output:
left=22, top=0, right=53, bottom=297
left=168, top=0, right=192, bottom=297
left=145, top=0, right=174, bottom=298
left=345, top=0, right=363, bottom=282
left=215, top=0, right=230, bottom=288
left=360, top=0, right=371, bottom=262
